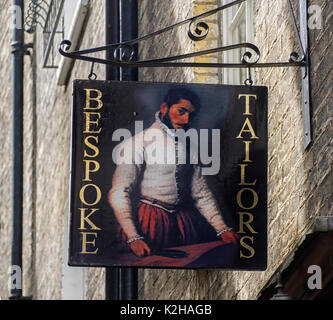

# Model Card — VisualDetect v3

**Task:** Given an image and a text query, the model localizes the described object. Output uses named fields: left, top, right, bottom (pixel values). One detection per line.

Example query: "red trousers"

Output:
left=119, top=202, right=198, bottom=250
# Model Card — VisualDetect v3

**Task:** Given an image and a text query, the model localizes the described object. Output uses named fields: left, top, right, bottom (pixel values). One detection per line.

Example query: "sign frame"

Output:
left=69, top=80, right=268, bottom=270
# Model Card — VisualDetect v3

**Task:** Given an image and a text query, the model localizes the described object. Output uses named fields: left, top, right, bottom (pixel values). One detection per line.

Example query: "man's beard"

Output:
left=161, top=111, right=173, bottom=129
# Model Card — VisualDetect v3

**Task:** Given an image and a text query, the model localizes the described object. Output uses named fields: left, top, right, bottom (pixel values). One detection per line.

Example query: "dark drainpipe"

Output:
left=119, top=0, right=138, bottom=300
left=105, top=0, right=138, bottom=300
left=10, top=0, right=24, bottom=300
left=10, top=0, right=32, bottom=300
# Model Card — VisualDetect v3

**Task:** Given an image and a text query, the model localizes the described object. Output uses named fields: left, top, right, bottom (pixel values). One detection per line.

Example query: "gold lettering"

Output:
left=238, top=94, right=257, bottom=115
left=84, top=136, right=100, bottom=158
left=80, top=232, right=98, bottom=254
left=243, top=141, right=253, bottom=162
left=84, top=112, right=102, bottom=134
left=83, top=160, right=100, bottom=182
left=236, top=118, right=259, bottom=139
left=236, top=94, right=260, bottom=260
left=237, top=212, right=258, bottom=234
left=77, top=89, right=104, bottom=256
left=239, top=236, right=255, bottom=258
left=239, top=164, right=257, bottom=186
left=236, top=188, right=259, bottom=210
left=79, top=184, right=101, bottom=206
left=84, top=89, right=103, bottom=110
left=78, top=208, right=101, bottom=230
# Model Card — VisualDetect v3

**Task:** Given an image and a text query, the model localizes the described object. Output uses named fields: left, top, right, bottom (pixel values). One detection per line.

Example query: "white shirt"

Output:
left=108, top=112, right=229, bottom=239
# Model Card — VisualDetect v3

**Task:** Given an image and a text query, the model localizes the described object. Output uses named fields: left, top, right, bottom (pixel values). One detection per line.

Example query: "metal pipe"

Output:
left=105, top=265, right=120, bottom=300
left=116, top=0, right=139, bottom=300
left=104, top=0, right=138, bottom=301
left=10, top=0, right=24, bottom=300
left=117, top=0, right=139, bottom=300
left=119, top=0, right=138, bottom=82
left=106, top=0, right=120, bottom=81
left=119, top=0, right=138, bottom=300
left=105, top=0, right=120, bottom=301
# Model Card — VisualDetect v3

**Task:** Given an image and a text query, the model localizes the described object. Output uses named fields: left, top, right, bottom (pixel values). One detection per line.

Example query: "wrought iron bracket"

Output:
left=299, top=0, right=312, bottom=149
left=58, top=0, right=312, bottom=148
left=11, top=42, right=34, bottom=55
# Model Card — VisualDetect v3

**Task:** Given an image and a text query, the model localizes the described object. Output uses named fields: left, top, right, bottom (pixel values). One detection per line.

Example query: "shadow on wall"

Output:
left=138, top=0, right=195, bottom=84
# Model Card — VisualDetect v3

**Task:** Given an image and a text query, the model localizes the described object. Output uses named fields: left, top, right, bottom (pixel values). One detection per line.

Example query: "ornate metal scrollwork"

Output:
left=59, top=0, right=307, bottom=69
left=58, top=0, right=312, bottom=149
left=188, top=20, right=210, bottom=41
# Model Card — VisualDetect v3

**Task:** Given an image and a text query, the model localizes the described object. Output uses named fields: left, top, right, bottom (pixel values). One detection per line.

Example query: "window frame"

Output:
left=222, top=0, right=254, bottom=85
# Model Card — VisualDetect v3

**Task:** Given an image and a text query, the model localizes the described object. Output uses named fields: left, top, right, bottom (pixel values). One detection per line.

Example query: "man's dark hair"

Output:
left=163, top=87, right=201, bottom=112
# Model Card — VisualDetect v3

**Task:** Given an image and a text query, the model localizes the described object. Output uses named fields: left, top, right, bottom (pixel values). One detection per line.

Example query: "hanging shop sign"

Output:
left=69, top=80, right=267, bottom=270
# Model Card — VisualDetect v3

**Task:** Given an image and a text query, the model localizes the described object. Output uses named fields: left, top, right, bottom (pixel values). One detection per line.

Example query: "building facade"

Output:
left=0, top=0, right=332, bottom=300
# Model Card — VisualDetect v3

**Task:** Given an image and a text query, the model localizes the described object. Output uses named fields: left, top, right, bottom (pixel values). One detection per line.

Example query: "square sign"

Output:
left=69, top=80, right=267, bottom=270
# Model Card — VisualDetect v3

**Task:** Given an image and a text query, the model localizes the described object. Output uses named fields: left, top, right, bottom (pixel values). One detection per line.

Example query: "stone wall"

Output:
left=30, top=1, right=105, bottom=300
left=0, top=0, right=105, bottom=300
left=137, top=0, right=333, bottom=300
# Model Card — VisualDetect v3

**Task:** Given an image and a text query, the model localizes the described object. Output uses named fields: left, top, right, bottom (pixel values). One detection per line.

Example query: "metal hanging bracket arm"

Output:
left=58, top=0, right=312, bottom=148
left=287, top=0, right=306, bottom=59
left=58, top=0, right=308, bottom=70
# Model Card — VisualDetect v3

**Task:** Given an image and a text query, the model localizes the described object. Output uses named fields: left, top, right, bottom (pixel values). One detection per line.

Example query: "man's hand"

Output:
left=130, top=240, right=151, bottom=257
left=221, top=231, right=239, bottom=244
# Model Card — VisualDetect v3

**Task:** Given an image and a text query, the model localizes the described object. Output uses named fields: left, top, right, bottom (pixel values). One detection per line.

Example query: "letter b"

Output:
left=84, top=89, right=103, bottom=110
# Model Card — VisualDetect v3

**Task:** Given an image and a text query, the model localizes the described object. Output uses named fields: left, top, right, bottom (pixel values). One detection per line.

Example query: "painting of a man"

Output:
left=108, top=87, right=239, bottom=258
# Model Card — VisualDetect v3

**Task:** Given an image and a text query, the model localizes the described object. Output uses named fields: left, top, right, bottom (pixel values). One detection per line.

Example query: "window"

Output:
left=40, top=0, right=89, bottom=76
left=42, top=0, right=65, bottom=68
left=221, top=0, right=254, bottom=85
